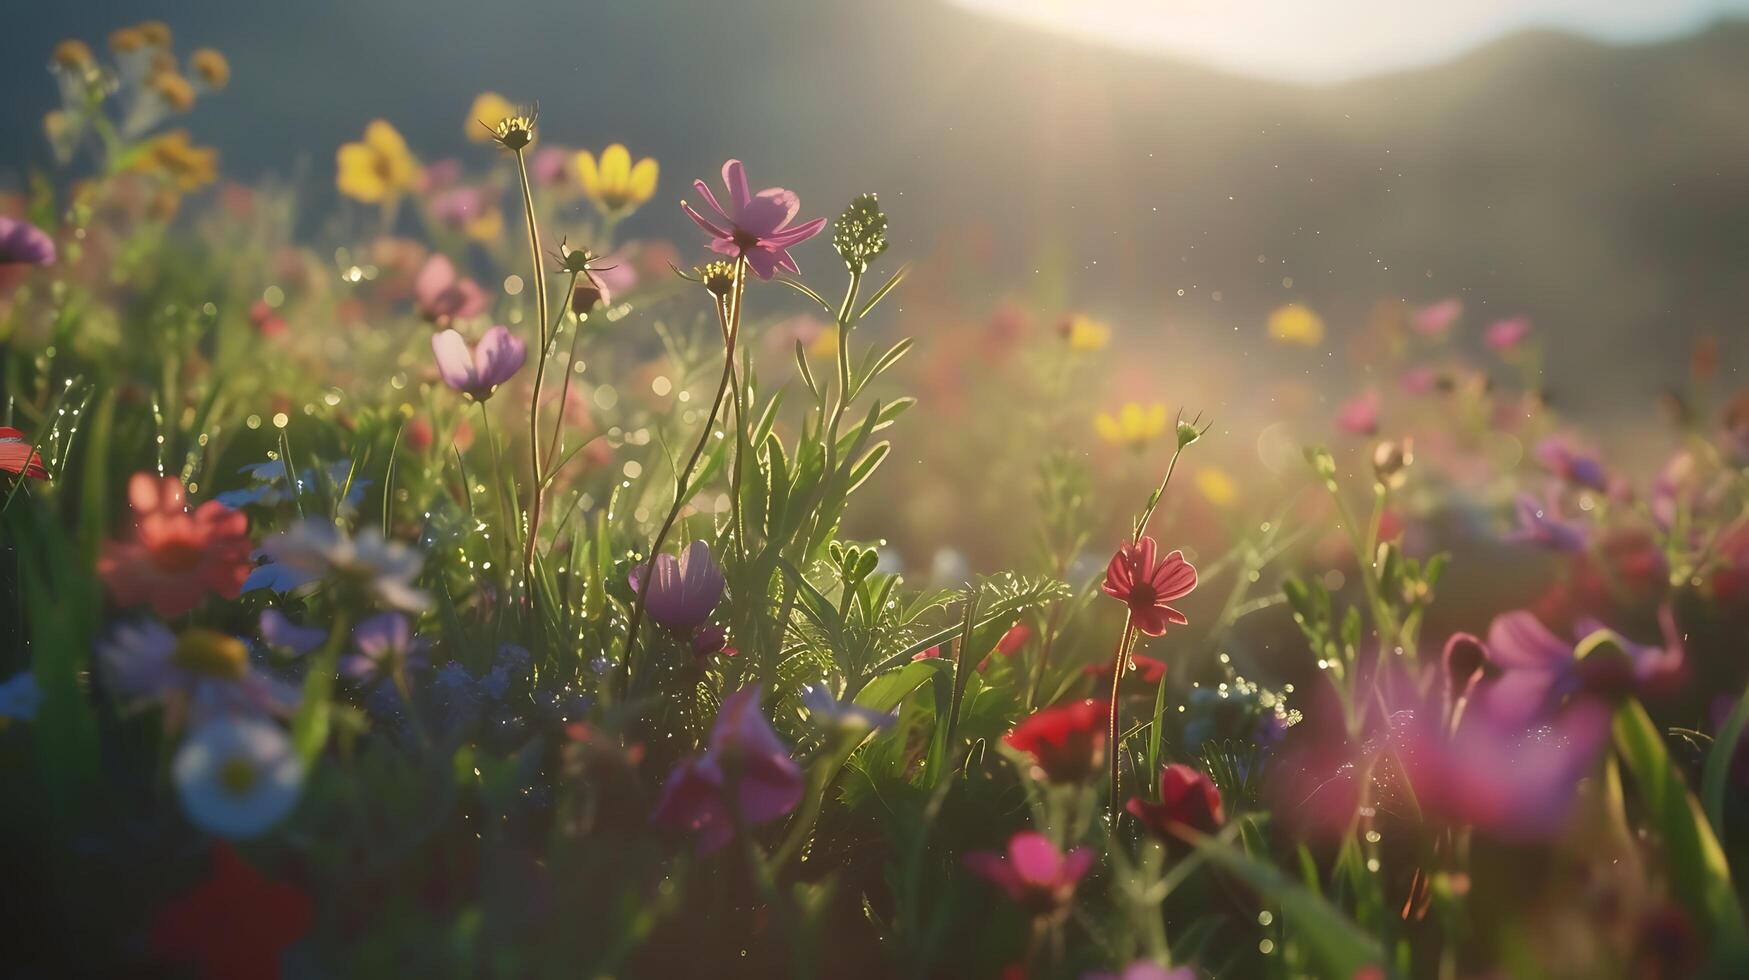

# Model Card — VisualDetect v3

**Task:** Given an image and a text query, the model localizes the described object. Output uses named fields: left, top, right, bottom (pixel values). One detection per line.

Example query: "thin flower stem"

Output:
left=715, top=296, right=751, bottom=570
left=1108, top=616, right=1137, bottom=822
left=619, top=255, right=748, bottom=696
left=514, top=145, right=551, bottom=589
left=542, top=269, right=584, bottom=468
left=478, top=401, right=516, bottom=574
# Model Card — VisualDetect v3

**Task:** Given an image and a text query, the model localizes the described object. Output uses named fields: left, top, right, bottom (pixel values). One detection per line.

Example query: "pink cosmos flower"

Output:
left=650, top=685, right=803, bottom=852
left=1411, top=298, right=1462, bottom=336
left=1484, top=316, right=1532, bottom=352
left=1102, top=537, right=1198, bottom=636
left=628, top=539, right=725, bottom=634
left=963, top=831, right=1095, bottom=918
left=1464, top=608, right=1684, bottom=726
left=1335, top=389, right=1381, bottom=436
left=98, top=474, right=253, bottom=617
left=431, top=325, right=526, bottom=400
left=414, top=253, right=489, bottom=325
left=680, top=159, right=827, bottom=280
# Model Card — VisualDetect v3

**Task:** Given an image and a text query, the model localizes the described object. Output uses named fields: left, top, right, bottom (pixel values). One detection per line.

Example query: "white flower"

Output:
left=261, top=519, right=431, bottom=612
left=173, top=715, right=304, bottom=839
left=0, top=672, right=42, bottom=721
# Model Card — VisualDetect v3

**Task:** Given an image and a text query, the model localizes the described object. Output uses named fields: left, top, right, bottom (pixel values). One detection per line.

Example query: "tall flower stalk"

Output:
left=511, top=139, right=551, bottom=586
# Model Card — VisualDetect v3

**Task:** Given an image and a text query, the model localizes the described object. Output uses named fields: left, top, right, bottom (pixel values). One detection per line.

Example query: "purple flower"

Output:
left=258, top=608, right=326, bottom=656
left=801, top=683, right=896, bottom=731
left=1465, top=609, right=1684, bottom=726
left=0, top=216, right=56, bottom=267
left=629, top=540, right=724, bottom=633
left=680, top=159, right=826, bottom=280
left=1506, top=493, right=1586, bottom=553
left=432, top=325, right=526, bottom=400
left=650, top=686, right=803, bottom=852
left=1534, top=436, right=1608, bottom=492
left=414, top=253, right=489, bottom=324
left=429, top=186, right=497, bottom=232
left=1485, top=315, right=1532, bottom=352
left=963, top=831, right=1095, bottom=917
left=342, top=612, right=416, bottom=684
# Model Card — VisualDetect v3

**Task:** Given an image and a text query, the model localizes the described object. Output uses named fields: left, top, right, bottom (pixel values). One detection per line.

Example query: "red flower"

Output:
left=1081, top=652, right=1168, bottom=685
left=0, top=427, right=47, bottom=480
left=1102, top=536, right=1197, bottom=636
left=150, top=843, right=311, bottom=980
left=1003, top=699, right=1107, bottom=783
left=97, top=474, right=253, bottom=617
left=1125, top=763, right=1224, bottom=839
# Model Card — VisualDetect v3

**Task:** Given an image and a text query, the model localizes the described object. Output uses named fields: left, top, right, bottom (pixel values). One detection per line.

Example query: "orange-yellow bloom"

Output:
left=336, top=121, right=419, bottom=204
left=466, top=92, right=519, bottom=143
left=1094, top=403, right=1169, bottom=451
left=575, top=144, right=658, bottom=214
left=190, top=49, right=230, bottom=90
left=1267, top=303, right=1325, bottom=346
left=1060, top=314, right=1111, bottom=352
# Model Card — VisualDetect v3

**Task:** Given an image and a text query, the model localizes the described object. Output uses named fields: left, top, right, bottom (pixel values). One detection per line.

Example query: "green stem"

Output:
left=515, top=146, right=551, bottom=589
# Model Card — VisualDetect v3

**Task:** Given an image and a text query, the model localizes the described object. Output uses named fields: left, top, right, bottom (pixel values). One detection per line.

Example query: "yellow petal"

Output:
left=574, top=150, right=600, bottom=197
left=336, top=142, right=386, bottom=202
left=467, top=92, right=515, bottom=142
left=1119, top=403, right=1144, bottom=438
left=626, top=157, right=659, bottom=206
left=598, top=144, right=632, bottom=190
left=1196, top=467, right=1238, bottom=509
left=1268, top=303, right=1325, bottom=346
left=1145, top=404, right=1168, bottom=437
left=1095, top=413, right=1122, bottom=443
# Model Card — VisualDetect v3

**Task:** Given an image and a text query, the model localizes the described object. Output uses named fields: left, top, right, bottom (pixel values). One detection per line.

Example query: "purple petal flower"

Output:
left=629, top=539, right=724, bottom=633
left=801, top=683, right=896, bottom=731
left=0, top=216, right=56, bottom=267
left=1534, top=436, right=1608, bottom=492
left=1506, top=493, right=1586, bottom=553
left=414, top=253, right=489, bottom=324
left=343, top=611, right=414, bottom=683
left=258, top=608, right=326, bottom=656
left=680, top=159, right=826, bottom=280
left=432, top=325, right=526, bottom=400
left=650, top=685, right=803, bottom=852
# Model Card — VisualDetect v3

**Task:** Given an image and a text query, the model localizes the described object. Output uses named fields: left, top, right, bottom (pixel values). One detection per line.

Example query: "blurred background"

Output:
left=4, top=0, right=1747, bottom=572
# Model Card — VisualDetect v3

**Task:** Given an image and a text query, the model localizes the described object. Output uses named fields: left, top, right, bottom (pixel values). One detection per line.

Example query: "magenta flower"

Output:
left=1484, top=315, right=1532, bottom=352
left=1412, top=297, right=1462, bottom=336
left=414, top=253, right=489, bottom=325
left=1506, top=493, right=1586, bottom=553
left=431, top=326, right=526, bottom=400
left=963, top=831, right=1095, bottom=918
left=1083, top=964, right=1197, bottom=980
left=628, top=539, right=725, bottom=634
left=680, top=160, right=827, bottom=280
left=0, top=215, right=56, bottom=267
left=1335, top=389, right=1381, bottom=436
left=650, top=685, right=803, bottom=852
left=1534, top=436, right=1608, bottom=492
left=1465, top=608, right=1684, bottom=726
left=1102, top=537, right=1198, bottom=637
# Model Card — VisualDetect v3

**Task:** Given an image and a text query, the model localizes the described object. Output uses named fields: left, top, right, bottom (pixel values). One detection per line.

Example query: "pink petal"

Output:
left=472, top=325, right=527, bottom=389
left=431, top=329, right=478, bottom=391
left=1007, top=831, right=1063, bottom=886
left=680, top=200, right=731, bottom=241
left=722, top=159, right=752, bottom=215
left=415, top=254, right=457, bottom=307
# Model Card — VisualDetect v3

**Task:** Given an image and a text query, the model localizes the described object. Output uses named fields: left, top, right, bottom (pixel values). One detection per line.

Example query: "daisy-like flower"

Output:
left=575, top=144, right=659, bottom=215
left=99, top=622, right=300, bottom=722
left=681, top=159, right=827, bottom=280
left=431, top=325, right=527, bottom=400
left=1003, top=699, right=1107, bottom=783
left=0, top=427, right=49, bottom=481
left=1095, top=403, right=1169, bottom=451
left=1267, top=303, right=1324, bottom=346
left=628, top=539, right=725, bottom=634
left=173, top=715, right=303, bottom=839
left=963, top=831, right=1095, bottom=919
left=259, top=519, right=431, bottom=612
left=414, top=253, right=489, bottom=325
left=97, top=474, right=253, bottom=618
left=1102, top=536, right=1197, bottom=636
left=336, top=120, right=420, bottom=204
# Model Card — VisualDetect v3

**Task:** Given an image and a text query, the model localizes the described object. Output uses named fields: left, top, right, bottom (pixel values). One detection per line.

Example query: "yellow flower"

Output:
left=1195, top=467, right=1238, bottom=509
left=136, top=21, right=173, bottom=47
left=1094, top=403, right=1168, bottom=451
left=134, top=130, right=218, bottom=192
left=1267, top=303, right=1325, bottom=346
left=575, top=144, right=658, bottom=215
left=190, top=49, right=230, bottom=90
left=109, top=27, right=146, bottom=53
left=52, top=39, right=95, bottom=71
left=336, top=120, right=419, bottom=204
left=467, top=92, right=519, bottom=143
left=809, top=324, right=840, bottom=359
left=465, top=208, right=504, bottom=243
left=1060, top=314, right=1110, bottom=352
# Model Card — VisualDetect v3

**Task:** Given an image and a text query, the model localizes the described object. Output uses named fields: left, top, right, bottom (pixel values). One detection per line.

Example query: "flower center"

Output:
left=172, top=629, right=250, bottom=679
left=218, top=756, right=259, bottom=796
left=732, top=229, right=760, bottom=251
left=1127, top=581, right=1157, bottom=608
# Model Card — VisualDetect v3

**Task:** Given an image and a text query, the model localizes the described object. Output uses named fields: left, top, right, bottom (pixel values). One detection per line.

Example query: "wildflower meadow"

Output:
left=4, top=12, right=1749, bottom=980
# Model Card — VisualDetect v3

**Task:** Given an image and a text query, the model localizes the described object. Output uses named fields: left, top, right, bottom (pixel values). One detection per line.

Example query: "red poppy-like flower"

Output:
left=1003, top=698, right=1107, bottom=783
left=1102, top=536, right=1198, bottom=636
left=150, top=843, right=311, bottom=980
left=0, top=427, right=48, bottom=480
left=98, top=474, right=253, bottom=618
left=1082, top=652, right=1168, bottom=685
left=1126, top=763, right=1224, bottom=839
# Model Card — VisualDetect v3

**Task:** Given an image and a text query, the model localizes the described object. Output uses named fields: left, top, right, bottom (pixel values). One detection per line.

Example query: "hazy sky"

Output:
left=952, top=0, right=1749, bottom=82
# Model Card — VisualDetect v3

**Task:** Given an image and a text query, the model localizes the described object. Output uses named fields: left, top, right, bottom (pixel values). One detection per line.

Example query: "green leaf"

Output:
left=846, top=442, right=891, bottom=493
left=1705, top=682, right=1749, bottom=835
left=1197, top=839, right=1384, bottom=978
left=1613, top=698, right=1747, bottom=945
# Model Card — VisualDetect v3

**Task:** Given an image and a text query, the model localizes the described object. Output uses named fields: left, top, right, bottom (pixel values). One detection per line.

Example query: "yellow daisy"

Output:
left=336, top=120, right=419, bottom=204
left=575, top=144, right=659, bottom=215
left=1267, top=303, right=1325, bottom=346
left=1061, top=314, right=1111, bottom=352
left=1094, top=403, right=1169, bottom=451
left=1195, top=467, right=1239, bottom=509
